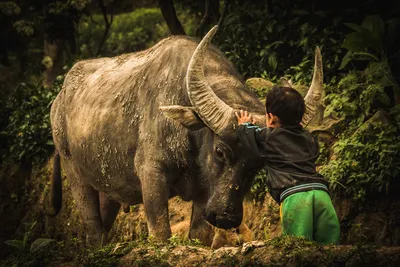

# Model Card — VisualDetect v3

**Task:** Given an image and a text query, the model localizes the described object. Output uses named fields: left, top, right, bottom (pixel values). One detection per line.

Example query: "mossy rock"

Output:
left=245, top=78, right=274, bottom=98
left=246, top=77, right=310, bottom=99
left=292, top=84, right=309, bottom=97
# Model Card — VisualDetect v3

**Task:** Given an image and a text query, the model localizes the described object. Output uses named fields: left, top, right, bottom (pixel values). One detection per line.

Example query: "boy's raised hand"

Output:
left=235, top=110, right=256, bottom=125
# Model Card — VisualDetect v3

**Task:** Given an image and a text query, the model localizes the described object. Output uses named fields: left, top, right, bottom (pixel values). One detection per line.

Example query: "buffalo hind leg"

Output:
left=140, top=167, right=171, bottom=242
left=189, top=199, right=214, bottom=246
left=99, top=192, right=121, bottom=232
left=68, top=173, right=106, bottom=246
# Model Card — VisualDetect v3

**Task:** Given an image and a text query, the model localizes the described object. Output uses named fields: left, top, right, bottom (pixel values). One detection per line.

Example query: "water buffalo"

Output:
left=48, top=26, right=323, bottom=246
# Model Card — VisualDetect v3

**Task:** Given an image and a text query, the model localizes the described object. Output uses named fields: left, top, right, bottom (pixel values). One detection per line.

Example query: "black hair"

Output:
left=265, top=86, right=305, bottom=126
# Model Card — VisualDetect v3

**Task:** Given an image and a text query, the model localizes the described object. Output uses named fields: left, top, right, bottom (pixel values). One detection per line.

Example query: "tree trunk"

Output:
left=158, top=0, right=186, bottom=35
left=43, top=38, right=64, bottom=88
left=195, top=0, right=220, bottom=37
left=96, top=0, right=114, bottom=56
left=217, top=0, right=230, bottom=30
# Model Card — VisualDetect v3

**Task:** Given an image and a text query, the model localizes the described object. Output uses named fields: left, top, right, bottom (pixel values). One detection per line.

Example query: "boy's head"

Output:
left=265, top=86, right=305, bottom=127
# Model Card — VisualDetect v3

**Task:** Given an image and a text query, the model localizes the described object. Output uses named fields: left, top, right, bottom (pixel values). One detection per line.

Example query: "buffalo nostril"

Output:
left=215, top=217, right=241, bottom=229
left=205, top=212, right=217, bottom=227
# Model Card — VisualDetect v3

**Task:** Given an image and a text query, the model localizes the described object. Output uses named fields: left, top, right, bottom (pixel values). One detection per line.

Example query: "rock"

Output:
left=246, top=78, right=274, bottom=91
left=308, top=116, right=344, bottom=135
left=293, top=84, right=309, bottom=97
left=352, top=110, right=390, bottom=137
left=245, top=77, right=324, bottom=126
left=214, top=246, right=240, bottom=256
left=245, top=78, right=274, bottom=98
left=241, top=240, right=266, bottom=254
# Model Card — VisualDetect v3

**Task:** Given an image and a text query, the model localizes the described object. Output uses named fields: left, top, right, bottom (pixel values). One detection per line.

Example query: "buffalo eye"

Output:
left=215, top=147, right=224, bottom=159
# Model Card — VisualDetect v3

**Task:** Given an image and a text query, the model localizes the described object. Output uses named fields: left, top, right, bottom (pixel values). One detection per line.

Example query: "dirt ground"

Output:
left=119, top=242, right=400, bottom=267
left=0, top=159, right=281, bottom=254
left=1, top=159, right=400, bottom=265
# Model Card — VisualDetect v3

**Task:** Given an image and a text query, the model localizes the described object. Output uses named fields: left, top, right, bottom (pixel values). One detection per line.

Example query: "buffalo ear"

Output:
left=280, top=77, right=293, bottom=88
left=160, top=105, right=206, bottom=130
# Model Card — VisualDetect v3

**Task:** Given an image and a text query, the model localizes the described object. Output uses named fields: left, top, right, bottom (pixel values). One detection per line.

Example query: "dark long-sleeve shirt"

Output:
left=236, top=123, right=328, bottom=203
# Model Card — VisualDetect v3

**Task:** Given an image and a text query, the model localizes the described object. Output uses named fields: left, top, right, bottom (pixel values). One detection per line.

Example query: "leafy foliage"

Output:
left=1, top=76, right=62, bottom=164
left=5, top=221, right=55, bottom=254
left=79, top=8, right=169, bottom=58
left=324, top=72, right=391, bottom=122
left=0, top=0, right=89, bottom=68
left=320, top=116, right=400, bottom=201
left=0, top=0, right=399, bottom=237
left=215, top=1, right=344, bottom=83
left=168, top=235, right=202, bottom=247
left=338, top=15, right=400, bottom=101
left=319, top=15, right=400, bottom=202
left=78, top=6, right=199, bottom=58
left=83, top=242, right=136, bottom=267
left=239, top=10, right=400, bottom=203
left=248, top=169, right=269, bottom=201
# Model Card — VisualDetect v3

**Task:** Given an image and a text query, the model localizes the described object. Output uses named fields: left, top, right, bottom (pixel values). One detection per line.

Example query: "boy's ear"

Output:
left=267, top=113, right=275, bottom=120
left=159, top=105, right=206, bottom=130
left=267, top=113, right=280, bottom=125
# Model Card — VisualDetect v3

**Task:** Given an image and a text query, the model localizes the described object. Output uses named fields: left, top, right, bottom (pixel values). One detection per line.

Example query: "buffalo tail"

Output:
left=45, top=152, right=62, bottom=216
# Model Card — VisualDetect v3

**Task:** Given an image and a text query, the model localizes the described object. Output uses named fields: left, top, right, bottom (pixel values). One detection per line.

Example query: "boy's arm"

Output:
left=236, top=123, right=269, bottom=157
left=234, top=110, right=271, bottom=157
left=312, top=134, right=320, bottom=156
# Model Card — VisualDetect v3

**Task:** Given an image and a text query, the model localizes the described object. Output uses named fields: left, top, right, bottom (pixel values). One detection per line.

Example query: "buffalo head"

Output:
left=161, top=26, right=323, bottom=229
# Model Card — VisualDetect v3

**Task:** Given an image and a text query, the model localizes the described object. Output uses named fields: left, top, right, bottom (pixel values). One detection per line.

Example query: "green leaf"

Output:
left=343, top=23, right=380, bottom=49
left=5, top=240, right=25, bottom=251
left=361, top=15, right=385, bottom=41
left=30, top=238, right=55, bottom=253
left=46, top=140, right=54, bottom=145
left=352, top=52, right=379, bottom=61
left=268, top=53, right=277, bottom=71
left=375, top=91, right=391, bottom=106
left=342, top=32, right=376, bottom=52
left=339, top=51, right=353, bottom=70
left=344, top=23, right=373, bottom=36
left=266, top=23, right=273, bottom=33
left=269, top=41, right=284, bottom=48
left=18, top=150, right=25, bottom=160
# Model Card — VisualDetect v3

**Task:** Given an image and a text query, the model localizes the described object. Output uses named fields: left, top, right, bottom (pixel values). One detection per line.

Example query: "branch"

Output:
left=158, top=0, right=186, bottom=35
left=96, top=0, right=114, bottom=56
left=217, top=0, right=230, bottom=30
left=196, top=0, right=221, bottom=38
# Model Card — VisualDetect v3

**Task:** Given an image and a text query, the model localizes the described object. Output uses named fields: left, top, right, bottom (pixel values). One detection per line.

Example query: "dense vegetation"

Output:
left=1, top=0, right=399, bottom=202
left=217, top=1, right=400, bottom=204
left=1, top=0, right=400, bottom=264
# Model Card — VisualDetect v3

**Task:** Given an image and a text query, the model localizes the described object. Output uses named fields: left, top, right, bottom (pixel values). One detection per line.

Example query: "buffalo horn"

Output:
left=186, top=25, right=233, bottom=135
left=301, top=47, right=323, bottom=126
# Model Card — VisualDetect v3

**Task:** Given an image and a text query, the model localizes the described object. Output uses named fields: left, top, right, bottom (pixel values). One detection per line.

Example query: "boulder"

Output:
left=245, top=78, right=274, bottom=98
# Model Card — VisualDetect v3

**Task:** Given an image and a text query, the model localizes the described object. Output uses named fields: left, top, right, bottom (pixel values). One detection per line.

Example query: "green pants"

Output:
left=280, top=190, right=340, bottom=245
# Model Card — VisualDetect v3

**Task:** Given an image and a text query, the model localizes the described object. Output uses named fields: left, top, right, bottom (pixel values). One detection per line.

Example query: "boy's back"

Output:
left=235, top=86, right=340, bottom=245
left=237, top=123, right=328, bottom=203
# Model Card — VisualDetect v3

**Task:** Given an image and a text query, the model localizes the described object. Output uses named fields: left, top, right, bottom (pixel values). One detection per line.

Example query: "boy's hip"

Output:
left=280, top=182, right=330, bottom=203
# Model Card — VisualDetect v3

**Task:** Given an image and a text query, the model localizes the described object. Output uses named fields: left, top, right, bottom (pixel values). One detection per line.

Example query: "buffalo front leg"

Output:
left=140, top=168, right=171, bottom=242
left=189, top=199, right=214, bottom=246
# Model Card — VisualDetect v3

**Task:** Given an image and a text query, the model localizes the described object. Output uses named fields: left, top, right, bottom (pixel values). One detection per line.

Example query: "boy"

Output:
left=235, top=86, right=340, bottom=245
